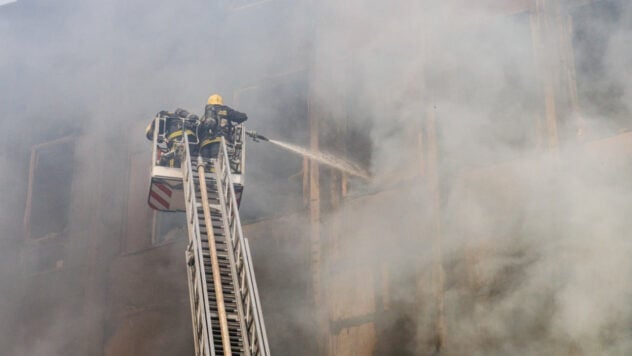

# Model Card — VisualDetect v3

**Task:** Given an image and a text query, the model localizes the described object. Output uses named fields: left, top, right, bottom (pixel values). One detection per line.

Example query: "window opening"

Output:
left=24, top=137, right=75, bottom=240
left=152, top=211, right=187, bottom=245
left=572, top=0, right=632, bottom=135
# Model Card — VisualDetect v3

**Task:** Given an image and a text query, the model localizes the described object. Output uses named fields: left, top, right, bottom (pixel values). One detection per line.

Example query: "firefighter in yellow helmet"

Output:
left=207, top=94, right=223, bottom=105
left=198, top=94, right=248, bottom=160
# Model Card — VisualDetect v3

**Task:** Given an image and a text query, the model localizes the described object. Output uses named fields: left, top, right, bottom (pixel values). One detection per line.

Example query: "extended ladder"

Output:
left=182, top=136, right=269, bottom=356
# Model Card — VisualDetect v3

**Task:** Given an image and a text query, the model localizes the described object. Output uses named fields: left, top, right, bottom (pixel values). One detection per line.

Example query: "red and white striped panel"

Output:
left=148, top=182, right=173, bottom=210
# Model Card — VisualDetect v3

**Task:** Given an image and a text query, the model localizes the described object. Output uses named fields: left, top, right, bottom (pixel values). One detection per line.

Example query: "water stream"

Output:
left=268, top=139, right=371, bottom=180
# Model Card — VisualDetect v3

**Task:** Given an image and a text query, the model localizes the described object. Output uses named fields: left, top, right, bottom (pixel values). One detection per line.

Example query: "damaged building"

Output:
left=1, top=0, right=631, bottom=355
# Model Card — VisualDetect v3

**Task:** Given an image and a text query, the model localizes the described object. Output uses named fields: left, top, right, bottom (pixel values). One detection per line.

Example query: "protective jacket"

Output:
left=146, top=109, right=199, bottom=144
left=198, top=104, right=248, bottom=153
left=166, top=109, right=199, bottom=144
left=145, top=111, right=168, bottom=140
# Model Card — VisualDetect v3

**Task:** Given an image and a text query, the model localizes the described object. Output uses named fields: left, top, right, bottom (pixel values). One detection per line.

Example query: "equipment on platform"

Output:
left=147, top=115, right=245, bottom=211
left=146, top=114, right=268, bottom=356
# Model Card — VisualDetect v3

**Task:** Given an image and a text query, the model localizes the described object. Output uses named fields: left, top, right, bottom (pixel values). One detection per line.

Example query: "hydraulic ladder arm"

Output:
left=181, top=134, right=270, bottom=356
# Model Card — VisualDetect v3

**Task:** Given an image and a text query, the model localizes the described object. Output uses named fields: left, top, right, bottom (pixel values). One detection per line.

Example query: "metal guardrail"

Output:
left=180, top=133, right=268, bottom=356
left=182, top=134, right=215, bottom=356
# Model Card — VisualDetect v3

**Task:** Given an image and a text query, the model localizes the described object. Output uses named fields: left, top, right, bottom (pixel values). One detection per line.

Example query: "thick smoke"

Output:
left=0, top=0, right=302, bottom=354
left=2, top=0, right=632, bottom=355
left=309, top=1, right=632, bottom=355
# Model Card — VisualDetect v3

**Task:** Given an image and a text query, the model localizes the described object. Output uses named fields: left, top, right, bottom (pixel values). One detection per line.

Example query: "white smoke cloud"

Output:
left=308, top=1, right=632, bottom=355
left=2, top=0, right=632, bottom=355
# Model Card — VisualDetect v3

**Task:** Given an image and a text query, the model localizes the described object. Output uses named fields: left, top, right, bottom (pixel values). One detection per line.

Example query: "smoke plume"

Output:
left=1, top=0, right=632, bottom=355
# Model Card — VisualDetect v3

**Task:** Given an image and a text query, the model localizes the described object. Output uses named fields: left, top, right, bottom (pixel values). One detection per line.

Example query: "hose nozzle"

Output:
left=246, top=130, right=269, bottom=142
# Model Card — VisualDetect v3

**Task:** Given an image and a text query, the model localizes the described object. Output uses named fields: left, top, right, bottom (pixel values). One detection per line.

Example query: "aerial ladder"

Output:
left=147, top=115, right=270, bottom=356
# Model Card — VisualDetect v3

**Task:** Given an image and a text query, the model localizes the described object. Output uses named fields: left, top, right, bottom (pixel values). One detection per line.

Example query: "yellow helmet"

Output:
left=207, top=94, right=223, bottom=105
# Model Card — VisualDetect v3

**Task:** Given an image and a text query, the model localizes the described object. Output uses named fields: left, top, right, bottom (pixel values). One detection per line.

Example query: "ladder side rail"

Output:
left=184, top=176, right=206, bottom=354
left=214, top=143, right=252, bottom=356
left=243, top=238, right=270, bottom=356
left=240, top=125, right=246, bottom=177
left=218, top=138, right=270, bottom=356
left=197, top=160, right=233, bottom=356
left=182, top=136, right=215, bottom=356
left=219, top=139, right=266, bottom=356
left=186, top=249, right=201, bottom=356
left=184, top=148, right=212, bottom=356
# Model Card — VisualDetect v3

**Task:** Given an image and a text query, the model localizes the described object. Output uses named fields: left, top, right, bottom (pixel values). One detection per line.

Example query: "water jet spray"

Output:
left=246, top=130, right=371, bottom=180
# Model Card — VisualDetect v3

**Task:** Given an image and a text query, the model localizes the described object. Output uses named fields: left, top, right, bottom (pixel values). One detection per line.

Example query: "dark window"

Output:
left=152, top=211, right=187, bottom=245
left=572, top=0, right=632, bottom=134
left=125, top=152, right=185, bottom=252
left=237, top=70, right=310, bottom=221
left=24, top=138, right=75, bottom=240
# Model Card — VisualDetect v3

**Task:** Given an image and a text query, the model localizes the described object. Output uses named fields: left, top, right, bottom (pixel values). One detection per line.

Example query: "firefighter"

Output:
left=145, top=110, right=168, bottom=140
left=198, top=94, right=248, bottom=161
left=146, top=109, right=199, bottom=167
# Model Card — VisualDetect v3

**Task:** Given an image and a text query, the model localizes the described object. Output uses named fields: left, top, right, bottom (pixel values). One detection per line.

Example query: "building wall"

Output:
left=3, top=0, right=631, bottom=355
left=105, top=240, right=193, bottom=355
left=305, top=1, right=632, bottom=355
